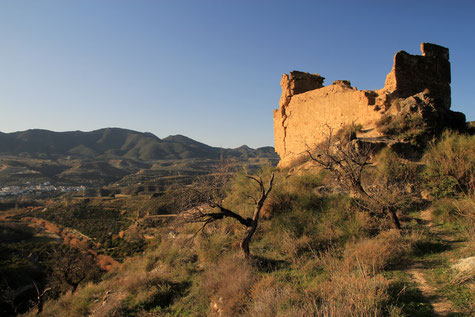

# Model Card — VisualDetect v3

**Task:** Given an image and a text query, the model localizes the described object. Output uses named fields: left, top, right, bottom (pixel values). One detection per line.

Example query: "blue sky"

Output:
left=1, top=0, right=474, bottom=148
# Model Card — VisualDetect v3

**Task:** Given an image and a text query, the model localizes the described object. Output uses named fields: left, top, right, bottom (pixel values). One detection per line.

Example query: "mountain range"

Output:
left=0, top=128, right=277, bottom=161
left=0, top=128, right=278, bottom=187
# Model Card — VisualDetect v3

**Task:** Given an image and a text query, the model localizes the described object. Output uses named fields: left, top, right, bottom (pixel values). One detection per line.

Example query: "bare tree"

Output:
left=0, top=278, right=49, bottom=315
left=307, top=127, right=405, bottom=230
left=49, top=247, right=100, bottom=295
left=178, top=168, right=274, bottom=258
left=31, top=281, right=50, bottom=315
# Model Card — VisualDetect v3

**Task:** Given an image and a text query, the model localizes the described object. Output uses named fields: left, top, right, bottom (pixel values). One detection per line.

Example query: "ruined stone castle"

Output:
left=273, top=43, right=464, bottom=167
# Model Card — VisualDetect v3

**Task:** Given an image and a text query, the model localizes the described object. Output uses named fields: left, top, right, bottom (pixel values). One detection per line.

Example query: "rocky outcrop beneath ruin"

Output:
left=273, top=43, right=465, bottom=167
left=378, top=90, right=465, bottom=146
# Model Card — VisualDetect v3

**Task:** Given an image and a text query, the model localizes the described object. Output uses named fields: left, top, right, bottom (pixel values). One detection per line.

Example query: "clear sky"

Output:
left=1, top=0, right=474, bottom=148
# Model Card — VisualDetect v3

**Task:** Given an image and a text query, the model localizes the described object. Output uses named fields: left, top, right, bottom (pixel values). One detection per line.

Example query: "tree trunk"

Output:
left=36, top=301, right=44, bottom=315
left=357, top=187, right=402, bottom=231
left=71, top=282, right=79, bottom=294
left=68, top=277, right=84, bottom=294
left=235, top=173, right=273, bottom=257
left=240, top=199, right=265, bottom=258
left=388, top=207, right=402, bottom=230
left=240, top=220, right=258, bottom=258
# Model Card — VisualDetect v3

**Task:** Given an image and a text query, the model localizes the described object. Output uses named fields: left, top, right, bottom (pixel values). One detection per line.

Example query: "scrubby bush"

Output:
left=335, top=123, right=363, bottom=140
left=262, top=172, right=325, bottom=222
left=196, top=225, right=236, bottom=265
left=433, top=198, right=460, bottom=223
left=314, top=196, right=371, bottom=246
left=224, top=166, right=276, bottom=214
left=244, top=232, right=408, bottom=316
left=144, top=234, right=197, bottom=275
left=433, top=197, right=475, bottom=244
left=116, top=272, right=178, bottom=315
left=246, top=275, right=290, bottom=317
left=343, top=230, right=410, bottom=273
left=375, top=148, right=420, bottom=186
left=263, top=170, right=373, bottom=260
left=423, top=131, right=475, bottom=198
left=307, top=231, right=410, bottom=316
left=376, top=112, right=428, bottom=146
left=313, top=269, right=390, bottom=317
left=201, top=253, right=256, bottom=316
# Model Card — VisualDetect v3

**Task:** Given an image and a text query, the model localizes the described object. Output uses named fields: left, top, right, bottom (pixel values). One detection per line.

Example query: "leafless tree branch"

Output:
left=177, top=166, right=275, bottom=257
left=307, top=125, right=406, bottom=230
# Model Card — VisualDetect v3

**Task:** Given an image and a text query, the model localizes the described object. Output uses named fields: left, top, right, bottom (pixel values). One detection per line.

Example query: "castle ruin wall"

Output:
left=273, top=43, right=452, bottom=167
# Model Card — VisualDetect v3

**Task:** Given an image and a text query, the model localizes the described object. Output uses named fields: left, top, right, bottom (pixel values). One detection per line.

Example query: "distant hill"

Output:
left=0, top=128, right=278, bottom=186
left=0, top=128, right=278, bottom=161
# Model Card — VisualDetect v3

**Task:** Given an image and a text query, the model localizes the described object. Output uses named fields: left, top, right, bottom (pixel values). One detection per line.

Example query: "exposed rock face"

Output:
left=273, top=43, right=462, bottom=167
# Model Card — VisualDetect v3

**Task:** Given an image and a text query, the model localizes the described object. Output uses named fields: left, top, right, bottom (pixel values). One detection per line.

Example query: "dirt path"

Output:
left=406, top=208, right=459, bottom=316
left=407, top=265, right=455, bottom=316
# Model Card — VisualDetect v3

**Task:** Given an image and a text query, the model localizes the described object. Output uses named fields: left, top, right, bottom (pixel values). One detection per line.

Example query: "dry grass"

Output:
left=202, top=253, right=256, bottom=316
left=244, top=231, right=408, bottom=317
left=309, top=242, right=394, bottom=317
left=343, top=230, right=410, bottom=273
left=314, top=271, right=389, bottom=317
left=246, top=275, right=291, bottom=317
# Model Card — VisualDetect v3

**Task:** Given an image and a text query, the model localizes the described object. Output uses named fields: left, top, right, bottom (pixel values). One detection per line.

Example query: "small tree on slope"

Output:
left=306, top=127, right=412, bottom=230
left=177, top=167, right=274, bottom=258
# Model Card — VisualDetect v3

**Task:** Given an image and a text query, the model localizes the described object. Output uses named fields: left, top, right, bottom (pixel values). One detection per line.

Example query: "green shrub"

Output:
left=269, top=193, right=370, bottom=257
left=118, top=273, right=178, bottom=314
left=196, top=227, right=235, bottom=265
left=145, top=235, right=197, bottom=275
left=376, top=113, right=428, bottom=146
left=265, top=171, right=325, bottom=218
left=223, top=166, right=276, bottom=216
left=375, top=148, right=420, bottom=185
left=335, top=123, right=363, bottom=140
left=433, top=198, right=459, bottom=223
left=314, top=196, right=371, bottom=246
left=423, top=131, right=475, bottom=198
left=266, top=173, right=327, bottom=242
left=433, top=197, right=475, bottom=244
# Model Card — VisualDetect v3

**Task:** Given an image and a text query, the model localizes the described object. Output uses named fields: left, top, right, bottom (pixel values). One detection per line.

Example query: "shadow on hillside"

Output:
left=412, top=240, right=453, bottom=258
left=388, top=281, right=435, bottom=317
left=388, top=280, right=466, bottom=317
left=251, top=255, right=288, bottom=273
left=140, top=280, right=191, bottom=312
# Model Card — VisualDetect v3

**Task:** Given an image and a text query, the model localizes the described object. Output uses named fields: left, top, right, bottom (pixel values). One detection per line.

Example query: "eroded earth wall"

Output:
left=273, top=43, right=452, bottom=167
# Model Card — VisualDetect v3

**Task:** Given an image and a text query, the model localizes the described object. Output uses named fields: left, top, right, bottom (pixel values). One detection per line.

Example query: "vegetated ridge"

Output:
left=0, top=128, right=278, bottom=186
left=0, top=128, right=277, bottom=161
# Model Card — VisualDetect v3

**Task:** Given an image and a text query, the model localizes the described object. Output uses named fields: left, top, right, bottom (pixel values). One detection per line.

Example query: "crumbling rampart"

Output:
left=273, top=43, right=457, bottom=167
